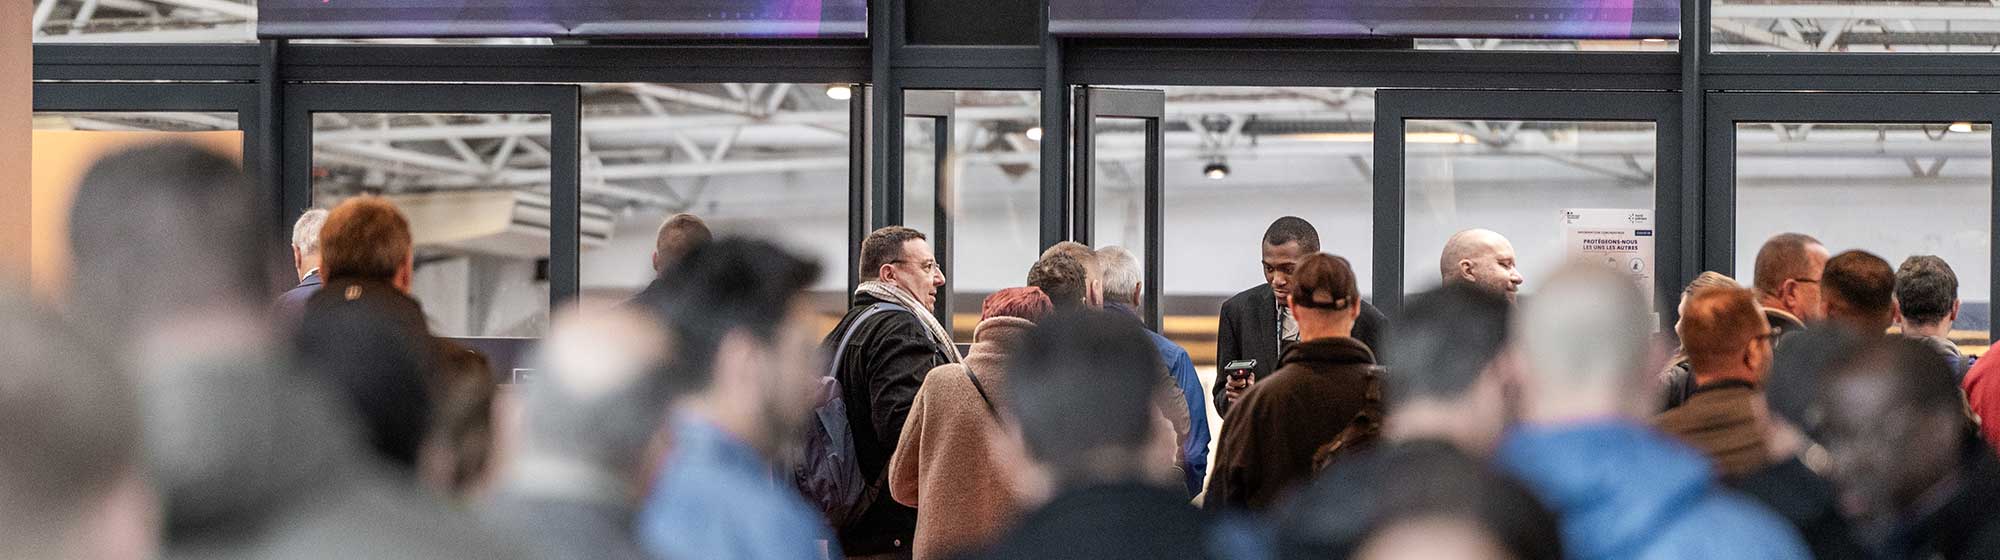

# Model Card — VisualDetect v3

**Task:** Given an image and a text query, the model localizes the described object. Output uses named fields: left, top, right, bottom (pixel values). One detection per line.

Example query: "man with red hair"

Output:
left=1653, top=286, right=1776, bottom=480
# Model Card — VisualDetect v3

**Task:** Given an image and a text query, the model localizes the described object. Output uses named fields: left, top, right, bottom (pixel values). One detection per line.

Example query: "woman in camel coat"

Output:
left=889, top=287, right=1052, bottom=560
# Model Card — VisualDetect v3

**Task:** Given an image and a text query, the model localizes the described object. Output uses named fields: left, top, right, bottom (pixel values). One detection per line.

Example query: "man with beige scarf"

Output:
left=826, top=226, right=962, bottom=559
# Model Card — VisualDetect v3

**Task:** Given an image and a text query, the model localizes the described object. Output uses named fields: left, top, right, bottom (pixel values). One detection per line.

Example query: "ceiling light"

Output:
left=1950, top=122, right=1975, bottom=133
left=1642, top=38, right=1668, bottom=43
left=1203, top=161, right=1230, bottom=180
left=1025, top=127, right=1043, bottom=141
left=826, top=84, right=853, bottom=101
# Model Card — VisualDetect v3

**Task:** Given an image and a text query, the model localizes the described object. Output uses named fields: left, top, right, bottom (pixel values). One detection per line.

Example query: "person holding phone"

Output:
left=1215, top=217, right=1386, bottom=415
left=1207, top=253, right=1378, bottom=511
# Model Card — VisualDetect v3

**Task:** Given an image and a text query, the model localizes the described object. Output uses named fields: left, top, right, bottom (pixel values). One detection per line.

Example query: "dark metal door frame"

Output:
left=1707, top=92, right=2000, bottom=342
left=904, top=90, right=957, bottom=330
left=849, top=83, right=874, bottom=299
left=1374, top=89, right=1684, bottom=332
left=1073, top=87, right=1167, bottom=330
left=281, top=83, right=583, bottom=309
left=32, top=82, right=268, bottom=231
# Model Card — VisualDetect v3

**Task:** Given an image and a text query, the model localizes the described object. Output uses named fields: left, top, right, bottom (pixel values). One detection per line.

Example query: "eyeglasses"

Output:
left=1791, top=277, right=1821, bottom=285
left=891, top=259, right=942, bottom=274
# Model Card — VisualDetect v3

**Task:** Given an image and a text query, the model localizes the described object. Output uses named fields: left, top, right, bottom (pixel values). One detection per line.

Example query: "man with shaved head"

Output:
left=652, top=213, right=712, bottom=275
left=1440, top=229, right=1524, bottom=303
left=627, top=213, right=712, bottom=308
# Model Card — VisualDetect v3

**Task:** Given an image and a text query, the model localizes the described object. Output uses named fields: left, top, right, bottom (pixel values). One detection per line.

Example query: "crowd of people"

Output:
left=9, top=139, right=2000, bottom=560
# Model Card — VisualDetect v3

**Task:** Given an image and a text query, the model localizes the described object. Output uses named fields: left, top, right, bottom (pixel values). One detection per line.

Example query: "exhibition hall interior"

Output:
left=14, top=0, right=2000, bottom=558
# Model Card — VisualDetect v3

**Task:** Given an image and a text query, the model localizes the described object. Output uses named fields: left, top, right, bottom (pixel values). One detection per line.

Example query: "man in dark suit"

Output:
left=274, top=208, right=328, bottom=322
left=1214, top=217, right=1385, bottom=415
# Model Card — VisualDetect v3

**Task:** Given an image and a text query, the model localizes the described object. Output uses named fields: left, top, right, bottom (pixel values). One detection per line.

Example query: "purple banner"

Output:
left=1049, top=0, right=1678, bottom=40
left=259, top=0, right=867, bottom=39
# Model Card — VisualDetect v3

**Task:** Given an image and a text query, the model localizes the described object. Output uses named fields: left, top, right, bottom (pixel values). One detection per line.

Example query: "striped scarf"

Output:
left=855, top=280, right=963, bottom=363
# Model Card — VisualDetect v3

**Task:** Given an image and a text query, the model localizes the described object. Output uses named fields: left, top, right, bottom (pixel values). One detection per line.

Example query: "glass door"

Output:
left=1709, top=93, right=2000, bottom=345
left=284, top=83, right=580, bottom=343
left=902, top=90, right=956, bottom=329
left=31, top=82, right=260, bottom=301
left=1074, top=87, right=1167, bottom=329
left=1375, top=90, right=1682, bottom=330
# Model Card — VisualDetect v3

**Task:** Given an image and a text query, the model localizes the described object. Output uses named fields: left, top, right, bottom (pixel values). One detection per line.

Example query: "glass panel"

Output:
left=1415, top=38, right=1678, bottom=51
left=33, top=0, right=257, bottom=43
left=31, top=111, right=244, bottom=301
left=904, top=116, right=940, bottom=241
left=945, top=91, right=1042, bottom=337
left=573, top=83, right=852, bottom=332
left=310, top=112, right=553, bottom=338
left=1138, top=87, right=1380, bottom=373
left=1734, top=122, right=1992, bottom=345
left=1402, top=119, right=1658, bottom=301
left=1092, top=115, right=1149, bottom=313
left=34, top=112, right=239, bottom=131
left=1712, top=2, right=2000, bottom=52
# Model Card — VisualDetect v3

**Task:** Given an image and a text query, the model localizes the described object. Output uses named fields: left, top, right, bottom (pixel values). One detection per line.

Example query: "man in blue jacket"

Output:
left=1097, top=245, right=1210, bottom=496
left=1498, top=263, right=1808, bottom=560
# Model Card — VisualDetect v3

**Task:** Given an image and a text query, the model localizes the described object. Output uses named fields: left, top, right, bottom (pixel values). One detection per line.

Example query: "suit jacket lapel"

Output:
left=1250, top=284, right=1280, bottom=376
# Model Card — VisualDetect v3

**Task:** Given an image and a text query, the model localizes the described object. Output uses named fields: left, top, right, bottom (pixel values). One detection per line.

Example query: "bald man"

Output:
left=628, top=213, right=713, bottom=309
left=1440, top=229, right=1524, bottom=302
left=652, top=213, right=713, bottom=275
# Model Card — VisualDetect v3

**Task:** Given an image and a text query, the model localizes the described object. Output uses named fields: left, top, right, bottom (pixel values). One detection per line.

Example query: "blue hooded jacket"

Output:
left=1498, top=421, right=1809, bottom=560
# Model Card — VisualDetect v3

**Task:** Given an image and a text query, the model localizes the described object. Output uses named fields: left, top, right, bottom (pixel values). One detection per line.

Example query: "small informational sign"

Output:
left=1563, top=208, right=1654, bottom=311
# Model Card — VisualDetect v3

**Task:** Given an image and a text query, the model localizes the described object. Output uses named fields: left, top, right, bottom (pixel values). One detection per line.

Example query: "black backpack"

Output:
left=793, top=302, right=905, bottom=529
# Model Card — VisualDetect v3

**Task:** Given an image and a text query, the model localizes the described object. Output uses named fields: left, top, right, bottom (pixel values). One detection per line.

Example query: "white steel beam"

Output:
left=1714, top=4, right=2000, bottom=21
left=147, top=0, right=255, bottom=19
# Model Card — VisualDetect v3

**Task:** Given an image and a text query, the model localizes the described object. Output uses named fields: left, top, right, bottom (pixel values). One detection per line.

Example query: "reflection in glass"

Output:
left=1414, top=38, right=1678, bottom=51
left=572, top=83, right=852, bottom=332
left=1402, top=119, right=1658, bottom=299
left=311, top=112, right=554, bottom=337
left=32, top=0, right=258, bottom=43
left=1712, top=2, right=2000, bottom=52
left=34, top=112, right=238, bottom=131
left=1734, top=122, right=1992, bottom=340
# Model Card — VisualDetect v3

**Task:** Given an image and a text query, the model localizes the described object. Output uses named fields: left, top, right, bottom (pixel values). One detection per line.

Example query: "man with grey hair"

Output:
left=1439, top=228, right=1524, bottom=303
left=1097, top=245, right=1209, bottom=496
left=275, top=208, right=329, bottom=321
left=1495, top=263, right=1807, bottom=560
left=482, top=307, right=678, bottom=560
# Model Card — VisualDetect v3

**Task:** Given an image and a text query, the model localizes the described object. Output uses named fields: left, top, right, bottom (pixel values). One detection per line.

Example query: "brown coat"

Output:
left=1653, top=382, right=1770, bottom=480
left=1204, top=337, right=1376, bottom=512
left=889, top=317, right=1029, bottom=560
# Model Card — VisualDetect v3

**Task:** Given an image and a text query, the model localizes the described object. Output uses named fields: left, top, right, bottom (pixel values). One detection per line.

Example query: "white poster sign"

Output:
left=1563, top=208, right=1655, bottom=311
